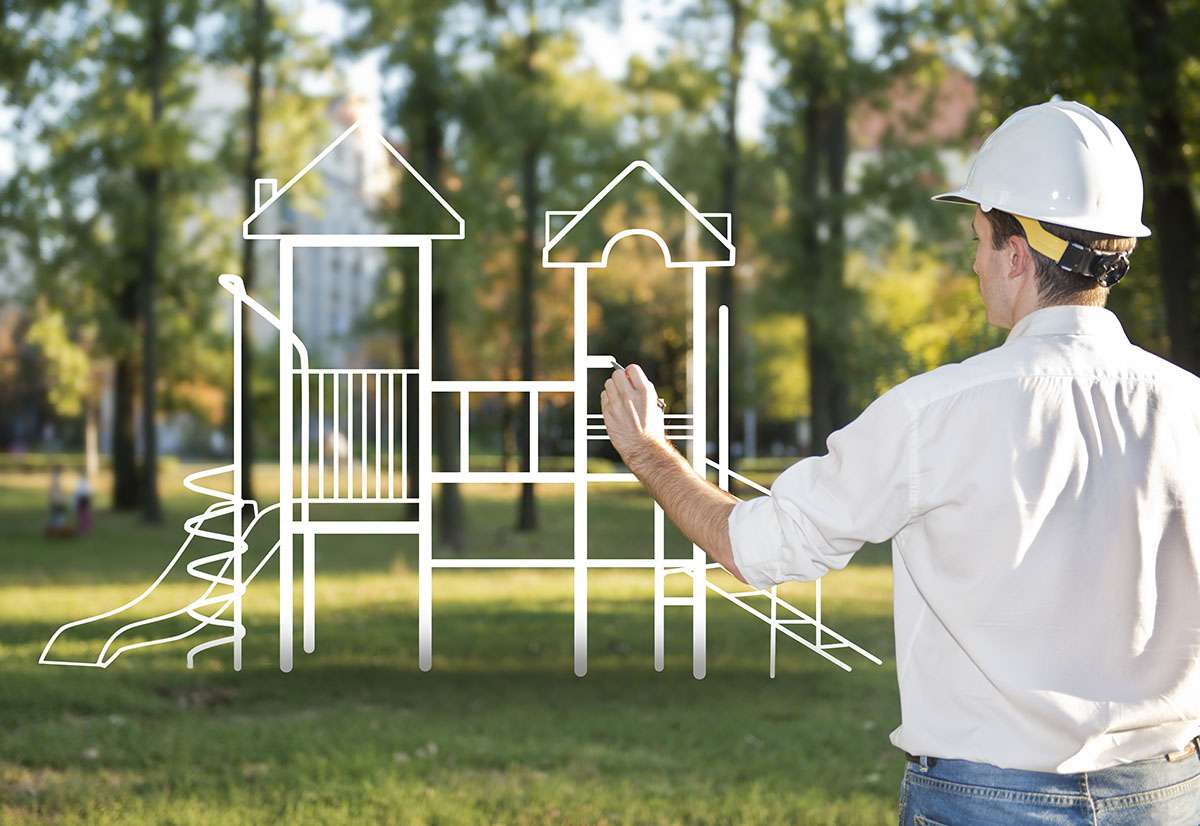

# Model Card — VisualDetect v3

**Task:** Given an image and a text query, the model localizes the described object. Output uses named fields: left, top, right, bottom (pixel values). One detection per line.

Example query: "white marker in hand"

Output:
left=610, top=357, right=667, bottom=412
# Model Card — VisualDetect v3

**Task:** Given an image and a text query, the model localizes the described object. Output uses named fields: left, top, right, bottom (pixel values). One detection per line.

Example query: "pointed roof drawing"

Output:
left=542, top=160, right=734, bottom=269
left=243, top=120, right=465, bottom=241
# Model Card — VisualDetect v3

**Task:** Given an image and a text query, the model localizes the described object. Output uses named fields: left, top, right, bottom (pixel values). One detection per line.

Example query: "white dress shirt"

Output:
left=727, top=304, right=1200, bottom=772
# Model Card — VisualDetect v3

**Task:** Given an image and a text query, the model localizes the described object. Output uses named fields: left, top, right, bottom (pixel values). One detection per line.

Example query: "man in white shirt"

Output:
left=600, top=100, right=1200, bottom=824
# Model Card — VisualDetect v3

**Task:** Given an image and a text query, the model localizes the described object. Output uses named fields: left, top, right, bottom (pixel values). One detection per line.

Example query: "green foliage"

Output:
left=749, top=313, right=810, bottom=419
left=4, top=0, right=1195, bottom=460
left=25, top=306, right=92, bottom=417
left=3, top=1, right=227, bottom=407
left=850, top=226, right=1001, bottom=400
left=912, top=0, right=1197, bottom=361
left=210, top=0, right=334, bottom=214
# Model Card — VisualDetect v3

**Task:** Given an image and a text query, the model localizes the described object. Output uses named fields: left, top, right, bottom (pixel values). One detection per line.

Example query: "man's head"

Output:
left=934, top=99, right=1150, bottom=327
left=970, top=206, right=1139, bottom=327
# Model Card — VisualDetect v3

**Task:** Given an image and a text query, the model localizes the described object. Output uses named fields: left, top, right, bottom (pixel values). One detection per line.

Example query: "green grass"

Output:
left=1, top=463, right=903, bottom=825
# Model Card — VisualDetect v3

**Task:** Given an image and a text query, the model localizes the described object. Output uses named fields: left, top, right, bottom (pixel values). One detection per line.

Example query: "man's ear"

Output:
left=1007, top=234, right=1035, bottom=281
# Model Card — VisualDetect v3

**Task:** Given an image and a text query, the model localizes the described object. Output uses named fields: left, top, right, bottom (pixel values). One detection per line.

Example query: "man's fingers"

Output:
left=613, top=367, right=635, bottom=394
left=628, top=363, right=654, bottom=393
left=621, top=364, right=654, bottom=398
left=610, top=364, right=659, bottom=414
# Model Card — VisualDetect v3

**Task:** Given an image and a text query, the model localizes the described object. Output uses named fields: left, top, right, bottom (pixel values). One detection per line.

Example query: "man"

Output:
left=599, top=99, right=1200, bottom=824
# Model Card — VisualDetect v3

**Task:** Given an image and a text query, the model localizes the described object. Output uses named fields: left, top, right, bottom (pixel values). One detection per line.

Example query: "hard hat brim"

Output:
left=930, top=190, right=978, bottom=206
left=930, top=190, right=1152, bottom=237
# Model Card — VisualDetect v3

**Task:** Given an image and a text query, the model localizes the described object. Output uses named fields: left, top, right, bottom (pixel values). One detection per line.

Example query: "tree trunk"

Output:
left=84, top=391, right=99, bottom=483
left=137, top=2, right=165, bottom=523
left=396, top=11, right=465, bottom=549
left=515, top=136, right=540, bottom=531
left=400, top=259, right=419, bottom=521
left=515, top=25, right=541, bottom=532
left=715, top=0, right=745, bottom=462
left=1125, top=0, right=1199, bottom=375
left=797, top=51, right=832, bottom=454
left=239, top=0, right=269, bottom=509
left=821, top=82, right=851, bottom=435
left=432, top=287, right=464, bottom=551
left=794, top=35, right=853, bottom=455
left=111, top=317, right=140, bottom=510
left=414, top=95, right=465, bottom=551
left=500, top=387, right=514, bottom=472
left=806, top=330, right=841, bottom=454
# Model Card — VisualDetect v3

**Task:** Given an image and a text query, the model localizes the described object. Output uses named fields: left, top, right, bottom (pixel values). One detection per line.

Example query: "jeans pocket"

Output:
left=914, top=817, right=954, bottom=826
left=1096, top=765, right=1200, bottom=816
left=898, top=767, right=911, bottom=824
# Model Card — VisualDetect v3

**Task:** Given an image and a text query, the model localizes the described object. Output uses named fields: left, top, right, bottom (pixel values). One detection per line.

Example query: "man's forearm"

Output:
left=622, top=436, right=749, bottom=584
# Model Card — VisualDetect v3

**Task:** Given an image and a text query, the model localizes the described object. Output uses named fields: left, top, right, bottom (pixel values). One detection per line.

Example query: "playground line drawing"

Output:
left=41, top=120, right=882, bottom=678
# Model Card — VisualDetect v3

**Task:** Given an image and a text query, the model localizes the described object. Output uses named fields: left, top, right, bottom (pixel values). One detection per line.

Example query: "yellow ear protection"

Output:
left=1010, top=214, right=1131, bottom=288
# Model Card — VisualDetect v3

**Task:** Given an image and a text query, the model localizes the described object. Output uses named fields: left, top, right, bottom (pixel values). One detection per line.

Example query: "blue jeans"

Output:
left=898, top=743, right=1200, bottom=825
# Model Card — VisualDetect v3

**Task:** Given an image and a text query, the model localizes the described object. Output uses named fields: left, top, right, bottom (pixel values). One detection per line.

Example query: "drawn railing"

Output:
left=429, top=380, right=576, bottom=483
left=656, top=305, right=882, bottom=675
left=293, top=368, right=419, bottom=503
left=587, top=413, right=695, bottom=443
left=423, top=382, right=699, bottom=484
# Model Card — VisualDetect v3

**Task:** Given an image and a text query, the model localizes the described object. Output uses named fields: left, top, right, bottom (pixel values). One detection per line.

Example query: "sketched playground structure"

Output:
left=41, top=122, right=881, bottom=678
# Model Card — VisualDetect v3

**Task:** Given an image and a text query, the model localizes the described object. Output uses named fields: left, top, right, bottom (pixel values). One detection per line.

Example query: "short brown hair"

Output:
left=982, top=209, right=1137, bottom=307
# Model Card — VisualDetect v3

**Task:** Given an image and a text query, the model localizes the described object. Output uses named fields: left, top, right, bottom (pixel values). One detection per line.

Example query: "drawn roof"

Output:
left=542, top=160, right=734, bottom=269
left=243, top=120, right=465, bottom=240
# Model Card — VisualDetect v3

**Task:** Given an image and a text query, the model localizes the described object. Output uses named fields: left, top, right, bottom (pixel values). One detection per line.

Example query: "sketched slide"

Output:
left=40, top=468, right=279, bottom=669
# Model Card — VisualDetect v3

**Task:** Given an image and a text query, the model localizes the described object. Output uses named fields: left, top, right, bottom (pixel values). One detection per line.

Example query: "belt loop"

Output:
left=919, top=754, right=930, bottom=773
left=1165, top=736, right=1200, bottom=763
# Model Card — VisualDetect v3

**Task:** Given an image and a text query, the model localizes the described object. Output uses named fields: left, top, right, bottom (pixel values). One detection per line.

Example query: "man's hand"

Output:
left=600, top=365, right=666, bottom=464
left=597, top=362, right=749, bottom=586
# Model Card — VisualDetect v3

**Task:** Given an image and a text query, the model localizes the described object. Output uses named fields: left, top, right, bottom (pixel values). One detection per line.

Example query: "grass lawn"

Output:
left=1, top=463, right=903, bottom=825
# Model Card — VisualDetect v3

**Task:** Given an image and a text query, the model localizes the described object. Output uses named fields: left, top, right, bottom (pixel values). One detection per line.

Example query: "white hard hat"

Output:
left=932, top=99, right=1151, bottom=238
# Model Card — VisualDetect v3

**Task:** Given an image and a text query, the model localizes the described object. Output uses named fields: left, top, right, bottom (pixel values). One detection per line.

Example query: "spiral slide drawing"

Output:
left=39, top=464, right=278, bottom=669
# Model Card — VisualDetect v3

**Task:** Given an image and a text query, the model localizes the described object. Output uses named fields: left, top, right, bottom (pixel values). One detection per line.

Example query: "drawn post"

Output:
left=232, top=279, right=244, bottom=672
left=718, top=305, right=729, bottom=493
left=302, top=342, right=313, bottom=653
left=418, top=238, right=434, bottom=671
left=573, top=263, right=589, bottom=677
left=303, top=531, right=315, bottom=653
left=691, top=263, right=707, bottom=679
left=279, top=239, right=295, bottom=672
left=653, top=502, right=665, bottom=670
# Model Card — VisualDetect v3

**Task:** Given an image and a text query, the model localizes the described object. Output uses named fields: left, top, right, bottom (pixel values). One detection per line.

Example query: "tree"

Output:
left=3, top=0, right=222, bottom=516
left=1125, top=0, right=1199, bottom=374
left=236, top=0, right=269, bottom=510
left=718, top=0, right=750, bottom=458
left=342, top=0, right=468, bottom=548
left=213, top=0, right=329, bottom=509
left=514, top=12, right=545, bottom=532
left=649, top=0, right=759, bottom=462
left=919, top=0, right=1198, bottom=371
left=137, top=0, right=167, bottom=522
left=350, top=0, right=624, bottom=538
left=461, top=2, right=625, bottom=531
left=766, top=0, right=862, bottom=451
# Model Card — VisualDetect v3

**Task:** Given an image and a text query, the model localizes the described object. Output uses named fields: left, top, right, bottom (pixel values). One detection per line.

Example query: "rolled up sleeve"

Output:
left=727, top=386, right=917, bottom=589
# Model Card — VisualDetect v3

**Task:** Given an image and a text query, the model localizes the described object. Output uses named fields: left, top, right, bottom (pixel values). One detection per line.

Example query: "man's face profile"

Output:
left=971, top=207, right=1023, bottom=328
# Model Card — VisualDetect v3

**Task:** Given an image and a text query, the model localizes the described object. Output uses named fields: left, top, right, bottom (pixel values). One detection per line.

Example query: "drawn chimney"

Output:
left=255, top=178, right=277, bottom=210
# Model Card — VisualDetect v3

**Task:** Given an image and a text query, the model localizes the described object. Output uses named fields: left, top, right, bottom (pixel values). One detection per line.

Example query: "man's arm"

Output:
left=600, top=365, right=751, bottom=585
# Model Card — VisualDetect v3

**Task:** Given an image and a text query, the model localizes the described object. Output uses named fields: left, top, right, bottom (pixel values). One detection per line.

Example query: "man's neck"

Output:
left=1011, top=298, right=1104, bottom=328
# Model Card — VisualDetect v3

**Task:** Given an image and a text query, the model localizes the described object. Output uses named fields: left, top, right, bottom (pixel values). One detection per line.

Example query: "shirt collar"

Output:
left=1004, top=305, right=1130, bottom=346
